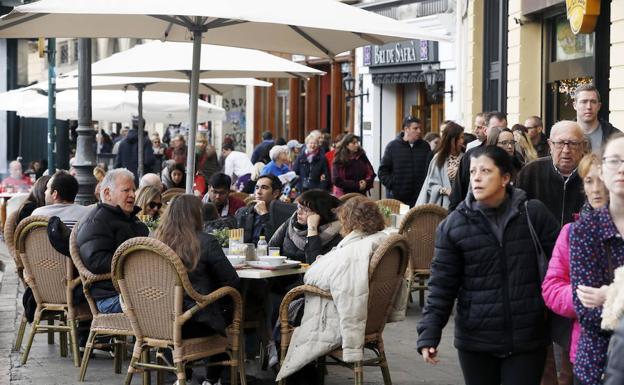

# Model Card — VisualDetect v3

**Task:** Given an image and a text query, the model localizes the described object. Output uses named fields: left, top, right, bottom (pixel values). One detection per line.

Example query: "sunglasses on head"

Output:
left=148, top=202, right=162, bottom=210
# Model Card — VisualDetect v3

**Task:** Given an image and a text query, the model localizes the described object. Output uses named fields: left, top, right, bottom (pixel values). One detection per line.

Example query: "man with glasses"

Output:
left=466, top=112, right=487, bottom=151
left=517, top=120, right=585, bottom=225
left=524, top=116, right=549, bottom=158
left=573, top=83, right=619, bottom=154
left=202, top=173, right=245, bottom=217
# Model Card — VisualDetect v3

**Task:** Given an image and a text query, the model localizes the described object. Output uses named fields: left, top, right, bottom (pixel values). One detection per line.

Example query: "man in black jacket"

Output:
left=77, top=168, right=148, bottom=314
left=378, top=116, right=431, bottom=207
left=115, top=118, right=155, bottom=184
left=573, top=83, right=620, bottom=154
left=516, top=120, right=585, bottom=226
left=234, top=174, right=295, bottom=244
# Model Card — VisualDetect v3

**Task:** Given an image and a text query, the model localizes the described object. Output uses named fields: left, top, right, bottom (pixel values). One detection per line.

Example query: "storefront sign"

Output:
left=566, top=0, right=600, bottom=34
left=363, top=40, right=437, bottom=68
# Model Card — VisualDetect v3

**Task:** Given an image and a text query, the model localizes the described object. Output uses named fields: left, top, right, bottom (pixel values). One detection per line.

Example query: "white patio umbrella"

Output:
left=16, top=89, right=225, bottom=123
left=18, top=75, right=272, bottom=176
left=0, top=0, right=449, bottom=193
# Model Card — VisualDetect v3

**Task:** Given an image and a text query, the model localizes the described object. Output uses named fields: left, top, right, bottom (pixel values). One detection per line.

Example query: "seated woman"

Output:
left=154, top=194, right=240, bottom=385
left=164, top=163, right=186, bottom=190
left=16, top=175, right=50, bottom=222
left=261, top=145, right=291, bottom=177
left=269, top=189, right=342, bottom=264
left=135, top=185, right=162, bottom=220
left=276, top=196, right=389, bottom=383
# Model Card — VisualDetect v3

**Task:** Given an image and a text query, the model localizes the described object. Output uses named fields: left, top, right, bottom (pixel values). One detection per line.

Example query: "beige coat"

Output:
left=602, top=266, right=624, bottom=331
left=276, top=230, right=389, bottom=381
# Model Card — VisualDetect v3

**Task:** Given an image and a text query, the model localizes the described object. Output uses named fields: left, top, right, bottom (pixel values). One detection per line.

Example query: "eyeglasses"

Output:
left=148, top=201, right=162, bottom=210
left=498, top=140, right=516, bottom=147
left=550, top=140, right=584, bottom=150
left=602, top=157, right=624, bottom=170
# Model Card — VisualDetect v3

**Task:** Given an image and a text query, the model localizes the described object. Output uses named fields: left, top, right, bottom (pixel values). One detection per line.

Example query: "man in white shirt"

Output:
left=222, top=142, right=254, bottom=191
left=32, top=170, right=91, bottom=229
left=465, top=112, right=487, bottom=151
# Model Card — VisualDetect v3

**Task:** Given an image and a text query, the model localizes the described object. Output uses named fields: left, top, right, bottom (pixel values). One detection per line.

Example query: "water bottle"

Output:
left=257, top=236, right=268, bottom=257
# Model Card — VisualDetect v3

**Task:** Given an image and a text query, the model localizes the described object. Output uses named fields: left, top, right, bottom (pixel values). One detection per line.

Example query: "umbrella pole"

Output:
left=74, top=38, right=97, bottom=204
left=47, top=38, right=56, bottom=174
left=136, top=84, right=145, bottom=179
left=185, top=26, right=202, bottom=194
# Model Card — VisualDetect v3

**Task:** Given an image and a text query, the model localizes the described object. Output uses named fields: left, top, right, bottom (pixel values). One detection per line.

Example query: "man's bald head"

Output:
left=139, top=173, right=163, bottom=191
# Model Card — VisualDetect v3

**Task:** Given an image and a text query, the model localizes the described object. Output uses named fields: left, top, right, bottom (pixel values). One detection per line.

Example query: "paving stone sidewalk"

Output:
left=0, top=240, right=463, bottom=385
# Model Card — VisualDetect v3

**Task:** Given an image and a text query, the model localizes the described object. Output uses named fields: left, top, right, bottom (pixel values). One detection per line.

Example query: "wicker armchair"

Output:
left=14, top=216, right=91, bottom=366
left=69, top=222, right=135, bottom=382
left=111, top=237, right=246, bottom=385
left=4, top=211, right=30, bottom=352
left=398, top=204, right=447, bottom=306
left=230, top=191, right=249, bottom=202
left=338, top=192, right=362, bottom=202
left=162, top=187, right=185, bottom=204
left=376, top=199, right=403, bottom=215
left=278, top=234, right=409, bottom=385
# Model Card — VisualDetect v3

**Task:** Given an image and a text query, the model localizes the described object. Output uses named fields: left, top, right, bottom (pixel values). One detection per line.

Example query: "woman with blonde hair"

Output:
left=135, top=185, right=162, bottom=220
left=512, top=124, right=538, bottom=164
left=154, top=194, right=239, bottom=385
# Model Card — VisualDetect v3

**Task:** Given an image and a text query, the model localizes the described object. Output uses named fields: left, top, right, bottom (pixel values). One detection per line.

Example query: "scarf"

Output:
left=306, top=148, right=319, bottom=163
left=287, top=215, right=342, bottom=251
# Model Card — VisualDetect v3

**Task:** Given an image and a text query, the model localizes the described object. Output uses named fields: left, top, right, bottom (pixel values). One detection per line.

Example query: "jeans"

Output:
left=96, top=295, right=122, bottom=314
left=458, top=348, right=547, bottom=385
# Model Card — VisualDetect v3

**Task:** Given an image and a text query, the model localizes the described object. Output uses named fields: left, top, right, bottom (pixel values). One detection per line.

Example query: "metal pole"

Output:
left=74, top=38, right=97, bottom=205
left=185, top=25, right=202, bottom=194
left=47, top=38, right=56, bottom=175
left=136, top=84, right=145, bottom=179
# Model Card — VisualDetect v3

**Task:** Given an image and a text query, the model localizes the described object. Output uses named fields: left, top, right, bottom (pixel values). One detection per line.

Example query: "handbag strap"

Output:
left=524, top=200, right=547, bottom=279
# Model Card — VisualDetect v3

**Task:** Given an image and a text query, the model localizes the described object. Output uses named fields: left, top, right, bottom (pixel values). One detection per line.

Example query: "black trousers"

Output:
left=458, top=348, right=547, bottom=385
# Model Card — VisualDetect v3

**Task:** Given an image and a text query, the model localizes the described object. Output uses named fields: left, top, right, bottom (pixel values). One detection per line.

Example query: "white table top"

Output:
left=237, top=265, right=309, bottom=279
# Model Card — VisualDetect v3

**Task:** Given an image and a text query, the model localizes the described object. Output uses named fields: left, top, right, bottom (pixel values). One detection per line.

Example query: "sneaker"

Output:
left=267, top=341, right=279, bottom=368
left=201, top=380, right=220, bottom=385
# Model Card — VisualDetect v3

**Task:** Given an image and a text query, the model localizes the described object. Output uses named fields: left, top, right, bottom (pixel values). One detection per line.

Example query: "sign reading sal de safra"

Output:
left=363, top=40, right=437, bottom=68
left=566, top=0, right=600, bottom=34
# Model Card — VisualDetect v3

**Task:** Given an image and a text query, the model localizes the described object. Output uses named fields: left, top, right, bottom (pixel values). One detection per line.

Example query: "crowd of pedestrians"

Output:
left=4, top=82, right=624, bottom=385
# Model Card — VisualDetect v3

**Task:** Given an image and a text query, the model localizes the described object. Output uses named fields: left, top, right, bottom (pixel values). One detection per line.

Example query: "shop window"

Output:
left=553, top=16, right=594, bottom=62
left=482, top=1, right=508, bottom=113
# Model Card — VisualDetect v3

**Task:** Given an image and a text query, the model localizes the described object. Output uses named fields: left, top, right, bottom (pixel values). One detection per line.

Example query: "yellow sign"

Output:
left=566, top=0, right=601, bottom=34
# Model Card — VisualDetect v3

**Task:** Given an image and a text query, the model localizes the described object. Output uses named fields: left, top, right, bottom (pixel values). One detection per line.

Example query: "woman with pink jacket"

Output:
left=542, top=153, right=609, bottom=364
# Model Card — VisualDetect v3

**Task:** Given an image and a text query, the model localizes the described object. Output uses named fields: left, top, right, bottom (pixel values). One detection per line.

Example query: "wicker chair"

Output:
left=111, top=237, right=246, bottom=385
left=14, top=216, right=92, bottom=366
left=338, top=192, right=362, bottom=202
left=398, top=204, right=447, bottom=307
left=230, top=191, right=249, bottom=202
left=375, top=199, right=403, bottom=214
left=68, top=222, right=135, bottom=382
left=162, top=187, right=185, bottom=205
left=4, top=211, right=30, bottom=352
left=278, top=234, right=409, bottom=385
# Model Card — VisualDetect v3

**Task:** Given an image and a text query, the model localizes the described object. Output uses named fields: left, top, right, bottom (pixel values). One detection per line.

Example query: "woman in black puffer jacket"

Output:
left=293, top=133, right=330, bottom=192
left=417, top=146, right=560, bottom=385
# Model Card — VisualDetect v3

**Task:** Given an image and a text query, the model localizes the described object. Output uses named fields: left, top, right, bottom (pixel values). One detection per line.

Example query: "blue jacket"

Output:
left=115, top=129, right=155, bottom=183
left=261, top=161, right=290, bottom=177
left=251, top=140, right=274, bottom=164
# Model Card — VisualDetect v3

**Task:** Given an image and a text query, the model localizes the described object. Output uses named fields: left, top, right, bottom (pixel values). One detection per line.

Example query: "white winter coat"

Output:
left=416, top=153, right=453, bottom=208
left=276, top=230, right=389, bottom=381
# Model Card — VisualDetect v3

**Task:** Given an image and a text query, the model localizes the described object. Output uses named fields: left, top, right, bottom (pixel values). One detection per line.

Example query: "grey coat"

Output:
left=416, top=154, right=455, bottom=208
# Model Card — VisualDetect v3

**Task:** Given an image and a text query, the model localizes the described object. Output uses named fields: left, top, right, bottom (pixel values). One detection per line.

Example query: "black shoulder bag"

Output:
left=525, top=201, right=572, bottom=348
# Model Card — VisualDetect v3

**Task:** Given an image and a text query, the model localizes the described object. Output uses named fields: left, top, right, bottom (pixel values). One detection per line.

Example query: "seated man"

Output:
left=1, top=160, right=32, bottom=192
left=201, top=173, right=245, bottom=217
left=32, top=170, right=91, bottom=229
left=76, top=168, right=148, bottom=314
left=234, top=174, right=295, bottom=245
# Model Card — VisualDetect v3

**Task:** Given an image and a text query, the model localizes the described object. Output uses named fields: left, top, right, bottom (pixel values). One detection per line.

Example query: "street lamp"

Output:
left=343, top=73, right=369, bottom=144
left=419, top=67, right=454, bottom=102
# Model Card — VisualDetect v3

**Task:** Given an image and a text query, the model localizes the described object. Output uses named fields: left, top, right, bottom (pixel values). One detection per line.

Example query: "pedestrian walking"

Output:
left=570, top=134, right=624, bottom=385
left=331, top=134, right=375, bottom=197
left=378, top=116, right=431, bottom=206
left=417, top=146, right=560, bottom=385
left=416, top=121, right=464, bottom=208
